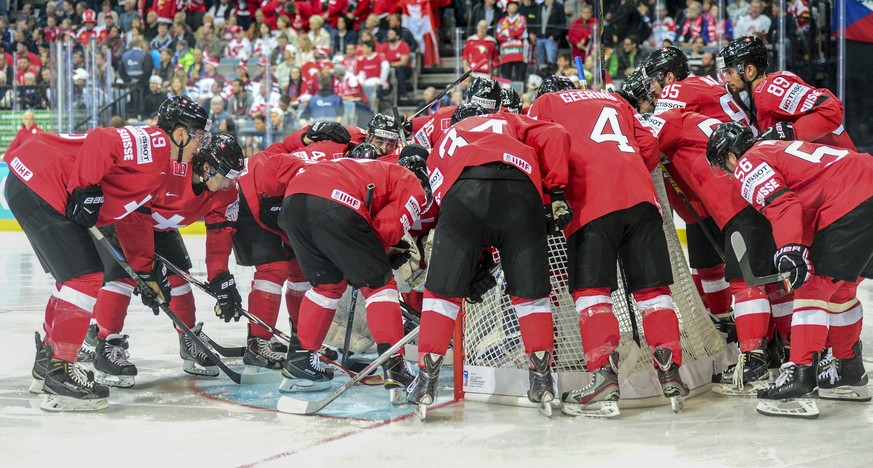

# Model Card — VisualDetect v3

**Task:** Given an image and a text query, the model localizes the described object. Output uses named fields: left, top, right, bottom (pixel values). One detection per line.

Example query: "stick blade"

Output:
left=729, top=231, right=747, bottom=261
left=277, top=395, right=322, bottom=415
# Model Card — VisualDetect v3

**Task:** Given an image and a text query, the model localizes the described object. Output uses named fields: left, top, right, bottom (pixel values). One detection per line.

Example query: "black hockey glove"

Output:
left=208, top=271, right=242, bottom=322
left=758, top=121, right=795, bottom=141
left=135, top=262, right=172, bottom=315
left=467, top=253, right=497, bottom=304
left=304, top=121, right=351, bottom=144
left=65, top=186, right=104, bottom=228
left=546, top=188, right=573, bottom=233
left=399, top=143, right=429, bottom=160
left=388, top=238, right=413, bottom=270
left=773, top=244, right=812, bottom=291
left=259, top=195, right=284, bottom=231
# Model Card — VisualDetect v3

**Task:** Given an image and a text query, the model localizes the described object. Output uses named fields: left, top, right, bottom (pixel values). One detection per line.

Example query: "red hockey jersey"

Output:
left=733, top=140, right=873, bottom=247
left=528, top=90, right=660, bottom=235
left=411, top=104, right=457, bottom=149
left=237, top=152, right=311, bottom=241
left=7, top=127, right=172, bottom=271
left=264, top=124, right=366, bottom=159
left=428, top=112, right=570, bottom=209
left=462, top=36, right=499, bottom=77
left=649, top=109, right=750, bottom=229
left=151, top=160, right=240, bottom=279
left=285, top=158, right=428, bottom=248
left=752, top=71, right=856, bottom=151
left=654, top=75, right=756, bottom=133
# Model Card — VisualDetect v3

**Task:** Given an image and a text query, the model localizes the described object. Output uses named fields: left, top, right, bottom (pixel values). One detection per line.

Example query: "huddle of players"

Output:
left=11, top=34, right=871, bottom=418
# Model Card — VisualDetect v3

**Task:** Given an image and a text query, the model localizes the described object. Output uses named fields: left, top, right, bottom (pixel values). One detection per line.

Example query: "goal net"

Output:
left=455, top=172, right=734, bottom=408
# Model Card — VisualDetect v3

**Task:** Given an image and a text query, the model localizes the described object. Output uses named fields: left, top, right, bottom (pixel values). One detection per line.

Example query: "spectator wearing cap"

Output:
left=252, top=56, right=280, bottom=89
left=270, top=106, right=290, bottom=139
left=302, top=73, right=344, bottom=124
left=209, top=94, right=233, bottom=126
left=224, top=25, right=251, bottom=61
left=196, top=57, right=225, bottom=106
left=77, top=9, right=105, bottom=46
left=308, top=15, right=332, bottom=51
left=381, top=28, right=411, bottom=99
left=4, top=110, right=43, bottom=157
left=150, top=18, right=174, bottom=51
left=356, top=39, right=390, bottom=110
left=331, top=15, right=358, bottom=56
left=195, top=22, right=226, bottom=60
left=229, top=78, right=254, bottom=118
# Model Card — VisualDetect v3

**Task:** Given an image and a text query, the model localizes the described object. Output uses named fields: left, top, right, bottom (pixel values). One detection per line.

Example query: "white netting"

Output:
left=460, top=172, right=729, bottom=404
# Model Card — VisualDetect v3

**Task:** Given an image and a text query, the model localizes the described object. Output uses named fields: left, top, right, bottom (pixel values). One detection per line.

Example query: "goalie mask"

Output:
left=706, top=122, right=754, bottom=173
left=467, top=77, right=501, bottom=112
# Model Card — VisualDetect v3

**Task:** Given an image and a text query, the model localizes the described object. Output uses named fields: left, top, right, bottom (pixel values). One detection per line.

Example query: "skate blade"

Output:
left=40, top=394, right=108, bottom=412
left=819, top=385, right=872, bottom=402
left=712, top=380, right=769, bottom=398
left=755, top=398, right=820, bottom=419
left=539, top=401, right=553, bottom=418
left=95, top=372, right=135, bottom=388
left=560, top=400, right=620, bottom=418
left=29, top=379, right=45, bottom=394
left=182, top=360, right=219, bottom=377
left=278, top=376, right=331, bottom=393
left=413, top=403, right=427, bottom=420
left=670, top=396, right=684, bottom=413
left=388, top=388, right=407, bottom=406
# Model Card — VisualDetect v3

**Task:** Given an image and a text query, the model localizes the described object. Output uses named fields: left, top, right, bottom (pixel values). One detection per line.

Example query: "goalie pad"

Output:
left=393, top=233, right=423, bottom=293
left=323, top=286, right=376, bottom=354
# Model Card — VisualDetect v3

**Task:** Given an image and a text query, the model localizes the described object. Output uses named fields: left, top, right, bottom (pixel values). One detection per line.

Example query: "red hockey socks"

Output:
left=827, top=280, right=863, bottom=359
left=418, top=290, right=462, bottom=362
left=730, top=280, right=771, bottom=352
left=572, top=288, right=620, bottom=370
left=94, top=278, right=136, bottom=337
left=296, top=281, right=347, bottom=351
left=510, top=296, right=554, bottom=356
left=634, top=287, right=682, bottom=366
left=168, top=275, right=196, bottom=330
left=697, top=265, right=732, bottom=319
left=284, top=257, right=309, bottom=330
left=248, top=261, right=286, bottom=339
left=361, top=278, right=405, bottom=349
left=46, top=273, right=102, bottom=362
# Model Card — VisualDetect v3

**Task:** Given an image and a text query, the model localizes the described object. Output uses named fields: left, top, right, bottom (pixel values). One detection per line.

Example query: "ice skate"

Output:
left=712, top=348, right=770, bottom=397
left=756, top=362, right=819, bottom=419
left=378, top=343, right=417, bottom=405
left=407, top=353, right=443, bottom=420
left=77, top=323, right=99, bottom=363
left=654, top=348, right=689, bottom=413
left=527, top=350, right=555, bottom=418
left=818, top=342, right=871, bottom=402
left=94, top=334, right=137, bottom=388
left=279, top=349, right=334, bottom=392
left=178, top=323, right=219, bottom=377
left=41, top=360, right=110, bottom=412
left=243, top=336, right=286, bottom=370
left=30, top=332, right=49, bottom=394
left=711, top=314, right=737, bottom=344
left=561, top=352, right=620, bottom=418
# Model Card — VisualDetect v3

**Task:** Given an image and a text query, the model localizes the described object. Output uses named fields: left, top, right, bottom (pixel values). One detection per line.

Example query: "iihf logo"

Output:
left=463, top=370, right=468, bottom=386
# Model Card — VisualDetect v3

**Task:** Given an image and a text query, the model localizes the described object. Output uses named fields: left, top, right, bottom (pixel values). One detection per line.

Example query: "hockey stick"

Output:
left=155, top=253, right=383, bottom=385
left=411, top=59, right=488, bottom=118
left=598, top=0, right=606, bottom=90
left=616, top=256, right=641, bottom=346
left=392, top=105, right=408, bottom=147
left=574, top=55, right=588, bottom=90
left=88, top=227, right=251, bottom=384
left=729, top=232, right=791, bottom=289
left=277, top=326, right=420, bottom=415
left=659, top=163, right=726, bottom=262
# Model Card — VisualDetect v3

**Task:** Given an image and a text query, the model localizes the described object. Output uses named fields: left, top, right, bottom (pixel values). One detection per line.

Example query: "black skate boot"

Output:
left=711, top=313, right=737, bottom=344
left=378, top=343, right=417, bottom=405
left=41, top=360, right=110, bottom=412
left=818, top=342, right=871, bottom=402
left=562, top=352, right=620, bottom=418
left=527, top=350, right=555, bottom=417
left=712, top=346, right=770, bottom=397
left=654, top=348, right=689, bottom=412
left=94, top=334, right=137, bottom=388
left=77, top=323, right=99, bottom=363
left=407, top=353, right=443, bottom=420
left=30, top=332, right=50, bottom=394
left=244, top=336, right=286, bottom=370
left=755, top=361, right=819, bottom=419
left=178, top=323, right=219, bottom=377
left=279, top=349, right=334, bottom=392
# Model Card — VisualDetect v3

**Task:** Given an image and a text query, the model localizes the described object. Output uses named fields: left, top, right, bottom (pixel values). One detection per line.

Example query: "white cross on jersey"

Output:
left=152, top=212, right=187, bottom=230
left=114, top=195, right=153, bottom=220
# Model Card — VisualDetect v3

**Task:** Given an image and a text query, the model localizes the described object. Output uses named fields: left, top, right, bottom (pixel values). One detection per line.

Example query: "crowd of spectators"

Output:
left=0, top=0, right=823, bottom=148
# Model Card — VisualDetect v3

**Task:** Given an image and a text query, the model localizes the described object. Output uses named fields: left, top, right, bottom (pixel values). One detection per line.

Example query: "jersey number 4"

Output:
left=590, top=108, right=635, bottom=153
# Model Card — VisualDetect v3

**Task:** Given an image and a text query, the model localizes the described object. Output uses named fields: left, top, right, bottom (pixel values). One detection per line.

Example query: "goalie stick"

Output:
left=87, top=227, right=278, bottom=385
left=155, top=253, right=383, bottom=385
left=729, top=232, right=791, bottom=290
left=411, top=59, right=488, bottom=118
left=277, top=326, right=420, bottom=415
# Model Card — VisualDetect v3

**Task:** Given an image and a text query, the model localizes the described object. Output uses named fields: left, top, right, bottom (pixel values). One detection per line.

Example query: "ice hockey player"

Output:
left=4, top=95, right=209, bottom=411
left=411, top=77, right=502, bottom=149
left=88, top=132, right=244, bottom=385
left=707, top=122, right=873, bottom=418
left=718, top=36, right=856, bottom=151
left=500, top=88, right=523, bottom=114
left=407, top=102, right=571, bottom=419
left=529, top=75, right=688, bottom=417
left=650, top=109, right=786, bottom=395
left=276, top=154, right=431, bottom=404
left=264, top=121, right=365, bottom=160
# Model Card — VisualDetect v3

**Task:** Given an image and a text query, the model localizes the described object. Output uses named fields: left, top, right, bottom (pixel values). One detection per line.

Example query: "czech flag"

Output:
left=834, top=0, right=873, bottom=43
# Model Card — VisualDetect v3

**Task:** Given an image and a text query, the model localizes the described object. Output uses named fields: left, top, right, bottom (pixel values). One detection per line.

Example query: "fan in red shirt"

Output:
left=529, top=76, right=688, bottom=417
left=77, top=9, right=106, bottom=46
left=718, top=36, right=856, bottom=151
left=87, top=133, right=244, bottom=387
left=4, top=111, right=43, bottom=156
left=462, top=20, right=499, bottom=79
left=650, top=109, right=788, bottom=396
left=4, top=96, right=210, bottom=412
left=407, top=102, right=570, bottom=419
left=708, top=123, right=873, bottom=417
left=276, top=155, right=430, bottom=405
